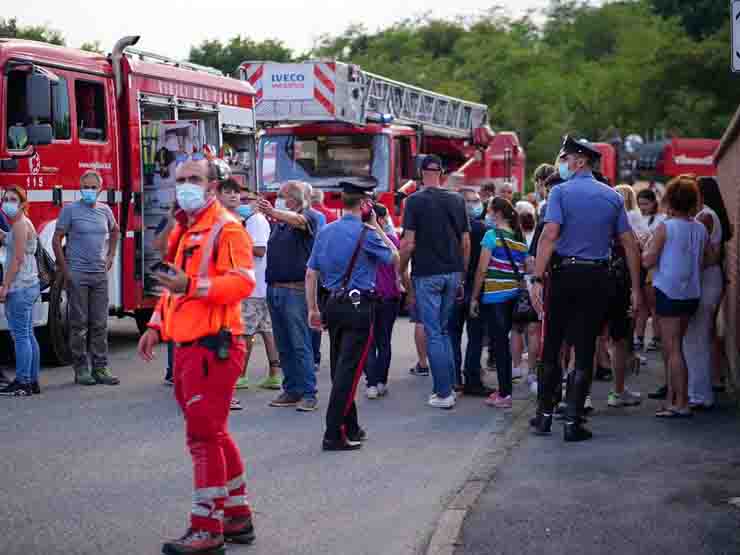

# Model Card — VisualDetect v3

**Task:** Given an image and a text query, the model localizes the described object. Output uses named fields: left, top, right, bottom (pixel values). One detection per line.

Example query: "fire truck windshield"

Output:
left=259, top=134, right=390, bottom=191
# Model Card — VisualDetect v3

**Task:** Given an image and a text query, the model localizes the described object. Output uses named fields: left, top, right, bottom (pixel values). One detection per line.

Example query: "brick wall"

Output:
left=717, top=141, right=739, bottom=392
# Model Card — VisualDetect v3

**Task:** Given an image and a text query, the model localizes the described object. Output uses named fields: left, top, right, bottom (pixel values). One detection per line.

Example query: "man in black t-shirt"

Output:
left=400, top=155, right=470, bottom=409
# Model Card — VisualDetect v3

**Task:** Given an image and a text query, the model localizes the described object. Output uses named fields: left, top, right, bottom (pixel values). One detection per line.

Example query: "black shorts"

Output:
left=654, top=287, right=699, bottom=318
left=605, top=280, right=631, bottom=341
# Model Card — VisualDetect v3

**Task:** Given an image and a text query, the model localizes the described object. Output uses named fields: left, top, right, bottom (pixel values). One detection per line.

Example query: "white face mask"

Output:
left=275, top=198, right=289, bottom=211
left=176, top=182, right=206, bottom=213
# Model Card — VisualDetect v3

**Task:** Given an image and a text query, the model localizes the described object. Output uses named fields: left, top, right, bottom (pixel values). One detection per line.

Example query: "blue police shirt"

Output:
left=308, top=214, right=393, bottom=292
left=309, top=208, right=327, bottom=230
left=544, top=171, right=630, bottom=260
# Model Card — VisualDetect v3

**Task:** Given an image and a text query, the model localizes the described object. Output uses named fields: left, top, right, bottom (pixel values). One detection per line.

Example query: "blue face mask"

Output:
left=468, top=203, right=483, bottom=219
left=80, top=189, right=98, bottom=205
left=558, top=161, right=573, bottom=181
left=485, top=215, right=496, bottom=228
left=237, top=204, right=254, bottom=219
left=2, top=201, right=19, bottom=218
left=176, top=182, right=206, bottom=213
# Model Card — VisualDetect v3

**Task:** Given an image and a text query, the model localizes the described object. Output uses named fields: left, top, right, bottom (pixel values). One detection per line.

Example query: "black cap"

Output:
left=339, top=179, right=376, bottom=196
left=420, top=154, right=443, bottom=172
left=558, top=136, right=602, bottom=162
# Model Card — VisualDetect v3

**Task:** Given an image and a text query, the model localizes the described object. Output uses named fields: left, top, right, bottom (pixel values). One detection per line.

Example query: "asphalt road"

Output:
left=0, top=317, right=504, bottom=555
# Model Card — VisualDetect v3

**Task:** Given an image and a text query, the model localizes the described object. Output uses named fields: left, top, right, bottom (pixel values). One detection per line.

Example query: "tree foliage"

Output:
left=0, top=17, right=65, bottom=45
left=189, top=35, right=292, bottom=75
left=80, top=40, right=103, bottom=54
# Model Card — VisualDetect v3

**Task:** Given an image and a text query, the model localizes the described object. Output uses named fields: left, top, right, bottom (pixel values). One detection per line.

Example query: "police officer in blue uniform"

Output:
left=306, top=180, right=398, bottom=451
left=530, top=137, right=641, bottom=442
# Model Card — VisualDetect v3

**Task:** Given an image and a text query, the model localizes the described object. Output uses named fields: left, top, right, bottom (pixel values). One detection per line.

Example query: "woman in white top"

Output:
left=683, top=177, right=731, bottom=407
left=616, top=185, right=646, bottom=237
left=643, top=176, right=718, bottom=417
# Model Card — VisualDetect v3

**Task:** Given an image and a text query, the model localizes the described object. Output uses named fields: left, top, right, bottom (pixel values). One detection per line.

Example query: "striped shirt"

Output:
left=481, top=228, right=528, bottom=304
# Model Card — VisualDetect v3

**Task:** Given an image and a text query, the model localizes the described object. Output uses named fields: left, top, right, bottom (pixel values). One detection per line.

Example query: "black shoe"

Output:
left=530, top=413, right=552, bottom=435
left=594, top=366, right=613, bottom=381
left=563, top=419, right=593, bottom=442
left=30, top=381, right=41, bottom=395
left=463, top=384, right=496, bottom=397
left=347, top=428, right=367, bottom=442
left=409, top=364, right=430, bottom=376
left=0, top=370, right=10, bottom=385
left=648, top=385, right=668, bottom=400
left=223, top=516, right=256, bottom=544
left=322, top=438, right=362, bottom=451
left=0, top=380, right=32, bottom=397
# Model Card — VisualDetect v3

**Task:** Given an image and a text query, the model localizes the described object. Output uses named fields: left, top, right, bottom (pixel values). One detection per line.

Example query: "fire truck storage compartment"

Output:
left=139, top=107, right=215, bottom=296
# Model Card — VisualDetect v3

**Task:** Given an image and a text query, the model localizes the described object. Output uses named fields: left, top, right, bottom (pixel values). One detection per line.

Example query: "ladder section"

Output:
left=360, top=71, right=488, bottom=138
left=124, top=47, right=224, bottom=77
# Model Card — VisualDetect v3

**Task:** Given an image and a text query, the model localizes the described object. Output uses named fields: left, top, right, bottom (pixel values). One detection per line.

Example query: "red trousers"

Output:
left=174, top=341, right=251, bottom=534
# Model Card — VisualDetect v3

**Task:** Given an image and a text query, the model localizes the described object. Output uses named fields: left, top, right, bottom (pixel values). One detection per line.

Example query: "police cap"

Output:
left=420, top=154, right=443, bottom=172
left=339, top=178, right=376, bottom=196
left=558, top=135, right=601, bottom=162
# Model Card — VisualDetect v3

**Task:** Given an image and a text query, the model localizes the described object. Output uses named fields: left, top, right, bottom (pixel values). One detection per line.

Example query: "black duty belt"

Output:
left=328, top=288, right=377, bottom=305
left=553, top=256, right=608, bottom=270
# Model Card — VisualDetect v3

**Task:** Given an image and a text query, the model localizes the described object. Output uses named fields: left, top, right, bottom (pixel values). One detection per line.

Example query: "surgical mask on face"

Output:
left=2, top=201, right=19, bottom=218
left=275, top=198, right=289, bottom=211
left=176, top=182, right=206, bottom=213
left=468, top=202, right=483, bottom=219
left=237, top=204, right=253, bottom=219
left=558, top=161, right=574, bottom=181
left=81, top=189, right=98, bottom=205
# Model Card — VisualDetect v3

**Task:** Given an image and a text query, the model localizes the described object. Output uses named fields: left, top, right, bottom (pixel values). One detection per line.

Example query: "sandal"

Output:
left=269, top=359, right=281, bottom=369
left=655, top=407, right=693, bottom=418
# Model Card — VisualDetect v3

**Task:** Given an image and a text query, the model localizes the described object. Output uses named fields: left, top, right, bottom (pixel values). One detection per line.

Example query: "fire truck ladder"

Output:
left=360, top=71, right=488, bottom=139
left=123, top=47, right=224, bottom=77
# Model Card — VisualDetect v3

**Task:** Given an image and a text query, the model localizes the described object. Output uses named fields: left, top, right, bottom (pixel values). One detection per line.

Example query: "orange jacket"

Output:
left=148, top=199, right=255, bottom=343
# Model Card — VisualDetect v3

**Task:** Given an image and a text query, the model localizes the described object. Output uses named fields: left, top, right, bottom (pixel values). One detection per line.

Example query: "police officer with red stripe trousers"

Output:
left=305, top=180, right=398, bottom=451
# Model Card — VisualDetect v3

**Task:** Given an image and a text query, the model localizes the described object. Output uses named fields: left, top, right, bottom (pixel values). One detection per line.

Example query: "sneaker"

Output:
left=583, top=395, right=594, bottom=413
left=377, top=383, right=388, bottom=397
left=223, top=515, right=255, bottom=545
left=230, top=398, right=243, bottom=411
left=164, top=376, right=175, bottom=386
left=366, top=386, right=379, bottom=400
left=409, top=364, right=430, bottom=376
left=162, top=528, right=225, bottom=555
left=428, top=394, right=455, bottom=409
left=530, top=413, right=552, bottom=435
left=269, top=392, right=301, bottom=407
left=647, top=338, right=661, bottom=352
left=462, top=384, right=496, bottom=397
left=258, top=375, right=282, bottom=390
left=235, top=376, right=250, bottom=390
left=30, top=381, right=41, bottom=395
left=323, top=438, right=362, bottom=451
left=594, top=366, right=613, bottom=381
left=486, top=393, right=512, bottom=408
left=74, top=368, right=97, bottom=386
left=296, top=397, right=318, bottom=412
left=608, top=390, right=641, bottom=408
left=563, top=419, right=593, bottom=442
left=92, top=367, right=120, bottom=385
left=0, top=380, right=32, bottom=397
left=347, top=427, right=368, bottom=442
left=529, top=379, right=538, bottom=396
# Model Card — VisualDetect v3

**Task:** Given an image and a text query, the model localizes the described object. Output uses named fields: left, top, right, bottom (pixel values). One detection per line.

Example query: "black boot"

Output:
left=529, top=413, right=552, bottom=435
left=563, top=418, right=593, bottom=442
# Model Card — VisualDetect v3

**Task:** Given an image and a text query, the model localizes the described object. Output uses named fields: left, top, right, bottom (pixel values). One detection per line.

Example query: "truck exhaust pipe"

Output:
left=111, top=35, right=140, bottom=102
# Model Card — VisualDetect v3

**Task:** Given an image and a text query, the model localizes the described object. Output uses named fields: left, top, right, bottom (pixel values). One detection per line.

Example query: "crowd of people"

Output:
left=0, top=138, right=733, bottom=553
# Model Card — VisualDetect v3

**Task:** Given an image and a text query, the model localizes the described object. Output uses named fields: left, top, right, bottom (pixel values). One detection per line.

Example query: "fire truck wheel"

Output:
left=43, top=277, right=72, bottom=366
left=134, top=309, right=154, bottom=336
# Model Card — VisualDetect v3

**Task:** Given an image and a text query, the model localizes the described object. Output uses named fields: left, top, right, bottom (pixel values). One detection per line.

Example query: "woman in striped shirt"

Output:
left=470, top=197, right=528, bottom=408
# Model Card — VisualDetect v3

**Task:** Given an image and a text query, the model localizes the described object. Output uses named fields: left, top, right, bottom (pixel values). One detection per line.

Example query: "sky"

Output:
left=11, top=0, right=552, bottom=58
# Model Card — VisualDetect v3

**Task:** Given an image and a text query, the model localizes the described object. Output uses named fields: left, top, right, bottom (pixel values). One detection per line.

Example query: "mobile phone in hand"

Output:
left=150, top=262, right=177, bottom=277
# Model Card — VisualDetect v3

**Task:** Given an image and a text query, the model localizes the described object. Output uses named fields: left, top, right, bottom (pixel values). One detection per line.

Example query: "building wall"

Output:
left=716, top=142, right=739, bottom=392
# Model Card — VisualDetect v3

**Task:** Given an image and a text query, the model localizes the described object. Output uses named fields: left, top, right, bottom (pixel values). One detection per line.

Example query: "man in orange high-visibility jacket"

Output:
left=138, top=158, right=256, bottom=555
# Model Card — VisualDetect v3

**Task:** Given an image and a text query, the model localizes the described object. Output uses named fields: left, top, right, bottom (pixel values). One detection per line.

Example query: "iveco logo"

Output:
left=272, top=73, right=305, bottom=83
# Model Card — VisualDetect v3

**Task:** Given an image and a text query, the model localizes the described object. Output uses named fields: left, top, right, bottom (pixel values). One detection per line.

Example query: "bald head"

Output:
left=175, top=159, right=211, bottom=188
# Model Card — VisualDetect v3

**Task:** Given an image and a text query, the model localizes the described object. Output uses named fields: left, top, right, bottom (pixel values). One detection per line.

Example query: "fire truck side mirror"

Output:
left=472, top=127, right=493, bottom=149
left=26, top=73, right=52, bottom=122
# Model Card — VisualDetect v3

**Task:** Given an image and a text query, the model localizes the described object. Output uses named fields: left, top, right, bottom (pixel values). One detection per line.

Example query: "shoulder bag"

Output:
left=494, top=228, right=538, bottom=324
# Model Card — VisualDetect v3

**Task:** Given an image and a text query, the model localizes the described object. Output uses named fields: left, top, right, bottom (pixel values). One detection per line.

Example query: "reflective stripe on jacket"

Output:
left=148, top=199, right=255, bottom=343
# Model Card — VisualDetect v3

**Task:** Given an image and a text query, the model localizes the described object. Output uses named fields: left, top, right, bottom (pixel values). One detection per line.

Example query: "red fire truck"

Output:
left=0, top=36, right=257, bottom=363
left=238, top=61, right=525, bottom=220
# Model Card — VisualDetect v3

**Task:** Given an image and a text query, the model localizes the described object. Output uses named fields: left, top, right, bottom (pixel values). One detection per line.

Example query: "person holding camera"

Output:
left=138, top=158, right=258, bottom=554
left=306, top=181, right=397, bottom=451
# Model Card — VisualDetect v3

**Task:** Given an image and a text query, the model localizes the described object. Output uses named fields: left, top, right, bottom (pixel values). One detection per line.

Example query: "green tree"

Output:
left=189, top=35, right=292, bottom=75
left=0, top=17, right=64, bottom=45
left=647, top=0, right=728, bottom=39
left=80, top=40, right=103, bottom=54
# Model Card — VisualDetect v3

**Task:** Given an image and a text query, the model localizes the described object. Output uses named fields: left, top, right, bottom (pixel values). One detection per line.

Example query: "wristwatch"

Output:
left=531, top=276, right=544, bottom=285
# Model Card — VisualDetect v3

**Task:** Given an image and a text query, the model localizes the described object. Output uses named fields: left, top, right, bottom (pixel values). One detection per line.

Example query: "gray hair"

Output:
left=80, top=170, right=103, bottom=187
left=281, top=181, right=310, bottom=210
left=497, top=182, right=513, bottom=195
left=311, top=189, right=324, bottom=204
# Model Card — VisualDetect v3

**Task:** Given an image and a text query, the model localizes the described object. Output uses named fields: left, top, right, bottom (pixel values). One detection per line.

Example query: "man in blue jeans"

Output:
left=400, top=155, right=470, bottom=409
left=258, top=181, right=321, bottom=412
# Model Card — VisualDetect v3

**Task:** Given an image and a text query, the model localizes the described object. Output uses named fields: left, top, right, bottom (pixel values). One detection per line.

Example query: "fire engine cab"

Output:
left=238, top=61, right=524, bottom=221
left=0, top=36, right=257, bottom=364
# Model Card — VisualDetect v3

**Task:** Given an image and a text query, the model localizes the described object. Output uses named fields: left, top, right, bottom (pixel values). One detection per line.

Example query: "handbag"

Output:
left=35, top=238, right=56, bottom=292
left=494, top=228, right=538, bottom=324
